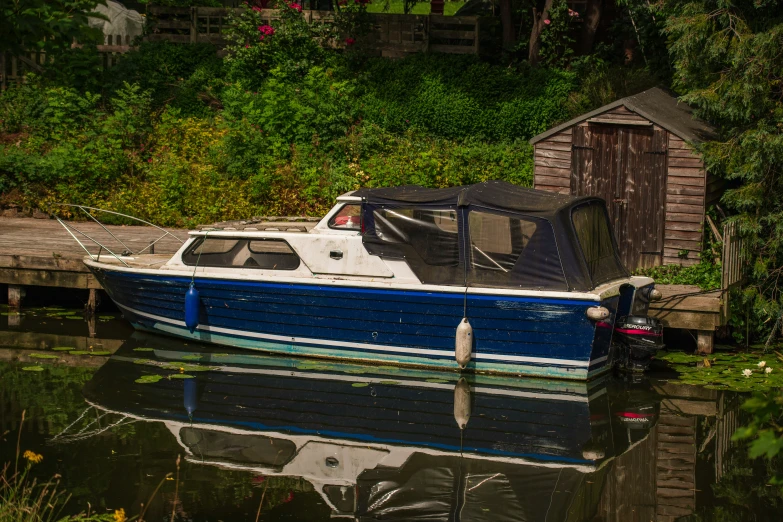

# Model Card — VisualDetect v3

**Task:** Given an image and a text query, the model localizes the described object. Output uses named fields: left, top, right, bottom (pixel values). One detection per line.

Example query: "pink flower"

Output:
left=245, top=44, right=250, bottom=48
left=345, top=37, right=355, bottom=46
left=544, top=19, right=551, bottom=25
left=258, top=24, right=274, bottom=40
left=251, top=6, right=262, bottom=11
left=288, top=2, right=302, bottom=11
left=568, top=8, right=579, bottom=17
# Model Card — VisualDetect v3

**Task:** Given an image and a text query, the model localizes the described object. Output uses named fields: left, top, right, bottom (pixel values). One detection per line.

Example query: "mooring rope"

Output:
left=190, top=230, right=209, bottom=286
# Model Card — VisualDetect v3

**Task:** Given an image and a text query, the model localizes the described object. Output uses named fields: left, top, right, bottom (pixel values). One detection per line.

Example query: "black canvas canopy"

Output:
left=354, top=181, right=628, bottom=291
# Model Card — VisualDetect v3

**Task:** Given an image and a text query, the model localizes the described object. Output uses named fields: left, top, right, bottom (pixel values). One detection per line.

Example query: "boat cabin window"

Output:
left=182, top=237, right=300, bottom=270
left=328, top=204, right=362, bottom=230
left=372, top=208, right=461, bottom=285
left=572, top=203, right=626, bottom=286
left=468, top=211, right=567, bottom=290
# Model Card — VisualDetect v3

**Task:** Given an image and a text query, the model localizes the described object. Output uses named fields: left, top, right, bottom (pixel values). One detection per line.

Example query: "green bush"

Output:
left=355, top=54, right=577, bottom=140
left=223, top=2, right=333, bottom=89
left=104, top=41, right=223, bottom=115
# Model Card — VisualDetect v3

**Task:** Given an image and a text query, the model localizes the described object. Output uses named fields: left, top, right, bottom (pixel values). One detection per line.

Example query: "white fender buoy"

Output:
left=455, top=318, right=473, bottom=369
left=453, top=377, right=471, bottom=430
left=649, top=288, right=662, bottom=301
left=586, top=306, right=610, bottom=321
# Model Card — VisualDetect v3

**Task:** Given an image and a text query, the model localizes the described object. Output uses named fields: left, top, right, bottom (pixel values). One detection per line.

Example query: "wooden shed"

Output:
left=530, top=88, right=719, bottom=271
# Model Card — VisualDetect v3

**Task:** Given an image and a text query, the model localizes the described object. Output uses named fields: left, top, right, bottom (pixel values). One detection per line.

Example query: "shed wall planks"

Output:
left=534, top=128, right=571, bottom=195
left=664, top=135, right=706, bottom=266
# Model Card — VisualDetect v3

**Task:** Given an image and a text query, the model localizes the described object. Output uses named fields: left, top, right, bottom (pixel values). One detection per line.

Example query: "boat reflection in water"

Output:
left=82, top=334, right=660, bottom=520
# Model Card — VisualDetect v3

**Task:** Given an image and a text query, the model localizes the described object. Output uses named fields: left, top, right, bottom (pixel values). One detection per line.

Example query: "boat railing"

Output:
left=50, top=204, right=186, bottom=268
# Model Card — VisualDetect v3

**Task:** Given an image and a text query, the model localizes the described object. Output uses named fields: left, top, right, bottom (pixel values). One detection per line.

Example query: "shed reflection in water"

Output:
left=78, top=334, right=659, bottom=521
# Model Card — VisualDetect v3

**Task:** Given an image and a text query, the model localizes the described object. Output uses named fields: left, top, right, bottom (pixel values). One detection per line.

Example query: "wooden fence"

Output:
left=720, top=221, right=743, bottom=319
left=1, top=43, right=133, bottom=89
left=146, top=6, right=481, bottom=56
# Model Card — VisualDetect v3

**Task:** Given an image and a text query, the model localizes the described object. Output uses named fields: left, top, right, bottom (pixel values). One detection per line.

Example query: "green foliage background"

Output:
left=0, top=37, right=590, bottom=226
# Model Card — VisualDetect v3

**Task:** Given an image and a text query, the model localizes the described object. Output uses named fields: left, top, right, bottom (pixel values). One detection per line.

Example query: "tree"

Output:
left=0, top=0, right=105, bottom=57
left=666, top=0, right=783, bottom=340
left=528, top=0, right=554, bottom=64
left=499, top=0, right=516, bottom=50
left=577, top=0, right=603, bottom=53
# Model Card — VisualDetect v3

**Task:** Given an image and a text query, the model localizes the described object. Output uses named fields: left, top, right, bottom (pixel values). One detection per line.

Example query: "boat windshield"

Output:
left=356, top=181, right=628, bottom=291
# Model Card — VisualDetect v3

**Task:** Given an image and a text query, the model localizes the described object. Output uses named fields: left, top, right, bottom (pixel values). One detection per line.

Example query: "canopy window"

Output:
left=468, top=211, right=567, bottom=290
left=356, top=181, right=629, bottom=291
left=371, top=207, right=461, bottom=285
left=571, top=202, right=627, bottom=286
left=183, top=238, right=300, bottom=270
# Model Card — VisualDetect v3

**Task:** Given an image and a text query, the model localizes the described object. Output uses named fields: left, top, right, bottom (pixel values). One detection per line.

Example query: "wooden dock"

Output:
left=0, top=216, right=725, bottom=345
left=648, top=284, right=724, bottom=353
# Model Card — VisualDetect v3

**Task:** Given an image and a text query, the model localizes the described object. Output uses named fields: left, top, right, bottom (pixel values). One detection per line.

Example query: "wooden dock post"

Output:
left=8, top=285, right=23, bottom=309
left=696, top=331, right=714, bottom=354
left=86, top=288, right=101, bottom=314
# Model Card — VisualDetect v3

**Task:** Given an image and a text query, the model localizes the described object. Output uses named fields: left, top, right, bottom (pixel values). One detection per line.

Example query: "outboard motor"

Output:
left=613, top=315, right=664, bottom=372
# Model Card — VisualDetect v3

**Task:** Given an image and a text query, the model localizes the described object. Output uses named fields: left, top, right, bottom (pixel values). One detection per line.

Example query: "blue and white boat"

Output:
left=82, top=181, right=661, bottom=380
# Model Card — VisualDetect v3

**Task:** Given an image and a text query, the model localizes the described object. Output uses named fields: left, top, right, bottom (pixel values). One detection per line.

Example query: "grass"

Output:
left=0, top=411, right=122, bottom=522
left=365, top=0, right=467, bottom=16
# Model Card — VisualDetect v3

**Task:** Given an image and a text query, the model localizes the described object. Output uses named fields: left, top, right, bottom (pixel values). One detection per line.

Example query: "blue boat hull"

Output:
left=90, top=267, right=619, bottom=380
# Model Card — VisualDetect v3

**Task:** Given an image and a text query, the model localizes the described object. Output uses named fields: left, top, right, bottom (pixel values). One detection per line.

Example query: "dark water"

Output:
left=1, top=303, right=782, bottom=521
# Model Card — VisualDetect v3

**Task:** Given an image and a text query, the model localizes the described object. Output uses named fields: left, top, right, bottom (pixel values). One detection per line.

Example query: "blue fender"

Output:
left=183, top=377, right=198, bottom=416
left=184, top=284, right=200, bottom=333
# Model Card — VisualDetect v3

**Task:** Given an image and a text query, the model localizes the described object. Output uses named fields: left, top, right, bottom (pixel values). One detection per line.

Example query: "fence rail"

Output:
left=1, top=45, right=133, bottom=89
left=146, top=7, right=481, bottom=56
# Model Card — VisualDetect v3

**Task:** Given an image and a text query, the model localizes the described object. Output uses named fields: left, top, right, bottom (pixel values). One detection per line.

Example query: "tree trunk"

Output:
left=499, top=0, right=515, bottom=50
left=528, top=0, right=555, bottom=65
left=577, top=0, right=603, bottom=54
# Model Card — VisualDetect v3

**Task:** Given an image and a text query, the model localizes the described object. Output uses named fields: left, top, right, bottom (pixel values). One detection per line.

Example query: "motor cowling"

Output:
left=613, top=315, right=664, bottom=372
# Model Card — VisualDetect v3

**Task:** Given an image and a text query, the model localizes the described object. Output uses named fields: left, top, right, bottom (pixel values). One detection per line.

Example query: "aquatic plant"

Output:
left=658, top=350, right=783, bottom=392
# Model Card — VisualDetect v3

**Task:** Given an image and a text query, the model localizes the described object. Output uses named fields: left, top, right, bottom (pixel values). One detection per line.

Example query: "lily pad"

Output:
left=163, top=363, right=213, bottom=372
left=170, top=374, right=195, bottom=379
left=51, top=346, right=75, bottom=351
left=29, top=353, right=59, bottom=359
left=68, top=350, right=90, bottom=355
left=134, top=359, right=155, bottom=365
left=380, top=380, right=400, bottom=385
left=351, top=382, right=369, bottom=388
left=65, top=316, right=82, bottom=320
left=98, top=315, right=115, bottom=320
left=90, top=351, right=112, bottom=356
left=21, top=366, right=44, bottom=372
left=133, top=347, right=155, bottom=352
left=181, top=354, right=202, bottom=360
left=135, top=375, right=163, bottom=384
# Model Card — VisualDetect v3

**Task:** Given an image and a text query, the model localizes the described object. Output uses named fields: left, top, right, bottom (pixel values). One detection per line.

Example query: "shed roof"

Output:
left=529, top=87, right=717, bottom=145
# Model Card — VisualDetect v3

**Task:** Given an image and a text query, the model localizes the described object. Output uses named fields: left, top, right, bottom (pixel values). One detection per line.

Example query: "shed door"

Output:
left=571, top=124, right=667, bottom=270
